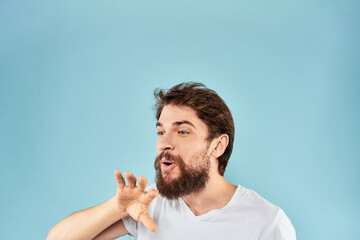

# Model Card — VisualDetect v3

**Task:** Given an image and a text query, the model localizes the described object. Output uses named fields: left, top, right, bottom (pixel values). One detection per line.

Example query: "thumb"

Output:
left=139, top=211, right=157, bottom=232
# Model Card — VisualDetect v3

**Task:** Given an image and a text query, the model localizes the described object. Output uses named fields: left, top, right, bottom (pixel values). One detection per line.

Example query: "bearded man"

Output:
left=47, top=82, right=296, bottom=240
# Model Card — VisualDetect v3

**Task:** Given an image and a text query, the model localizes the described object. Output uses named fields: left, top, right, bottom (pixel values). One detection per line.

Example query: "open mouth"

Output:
left=160, top=158, right=176, bottom=170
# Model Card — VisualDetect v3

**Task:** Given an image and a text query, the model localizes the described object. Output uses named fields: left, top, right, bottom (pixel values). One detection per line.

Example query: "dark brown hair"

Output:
left=154, top=82, right=235, bottom=176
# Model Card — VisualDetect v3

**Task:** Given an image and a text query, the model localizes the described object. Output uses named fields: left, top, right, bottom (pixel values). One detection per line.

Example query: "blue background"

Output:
left=1, top=0, right=359, bottom=239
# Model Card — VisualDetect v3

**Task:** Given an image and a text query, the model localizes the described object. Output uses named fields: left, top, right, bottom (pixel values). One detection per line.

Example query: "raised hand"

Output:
left=114, top=169, right=159, bottom=232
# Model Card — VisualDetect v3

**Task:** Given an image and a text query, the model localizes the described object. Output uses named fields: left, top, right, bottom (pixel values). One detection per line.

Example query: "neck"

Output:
left=182, top=172, right=237, bottom=216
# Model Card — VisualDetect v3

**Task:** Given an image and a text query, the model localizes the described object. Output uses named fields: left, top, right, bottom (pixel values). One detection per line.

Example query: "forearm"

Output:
left=47, top=196, right=128, bottom=240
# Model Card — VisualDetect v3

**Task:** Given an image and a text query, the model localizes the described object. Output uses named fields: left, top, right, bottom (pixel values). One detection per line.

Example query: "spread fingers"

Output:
left=114, top=169, right=125, bottom=189
left=125, top=171, right=137, bottom=189
left=141, top=189, right=159, bottom=205
left=137, top=176, right=148, bottom=192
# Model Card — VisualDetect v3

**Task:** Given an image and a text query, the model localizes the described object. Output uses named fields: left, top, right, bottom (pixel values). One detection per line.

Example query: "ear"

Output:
left=211, top=134, right=229, bottom=158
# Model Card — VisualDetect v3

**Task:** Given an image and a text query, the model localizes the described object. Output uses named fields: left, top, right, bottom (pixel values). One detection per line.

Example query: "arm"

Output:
left=47, top=170, right=158, bottom=240
left=92, top=219, right=128, bottom=240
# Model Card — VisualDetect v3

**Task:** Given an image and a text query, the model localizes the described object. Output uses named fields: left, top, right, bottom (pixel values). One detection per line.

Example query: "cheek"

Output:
left=156, top=140, right=161, bottom=153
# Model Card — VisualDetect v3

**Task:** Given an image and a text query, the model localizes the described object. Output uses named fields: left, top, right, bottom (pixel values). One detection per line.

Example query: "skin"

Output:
left=46, top=171, right=158, bottom=240
left=156, top=105, right=237, bottom=216
left=156, top=105, right=211, bottom=181
left=47, top=104, right=236, bottom=240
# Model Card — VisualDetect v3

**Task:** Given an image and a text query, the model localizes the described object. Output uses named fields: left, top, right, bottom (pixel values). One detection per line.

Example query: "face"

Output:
left=154, top=104, right=212, bottom=199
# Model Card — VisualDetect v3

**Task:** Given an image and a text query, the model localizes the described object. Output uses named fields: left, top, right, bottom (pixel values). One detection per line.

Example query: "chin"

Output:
left=162, top=173, right=179, bottom=182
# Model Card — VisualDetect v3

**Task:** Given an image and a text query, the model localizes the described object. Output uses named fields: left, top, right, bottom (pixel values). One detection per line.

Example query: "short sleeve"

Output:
left=122, top=216, right=138, bottom=239
left=264, top=209, right=296, bottom=240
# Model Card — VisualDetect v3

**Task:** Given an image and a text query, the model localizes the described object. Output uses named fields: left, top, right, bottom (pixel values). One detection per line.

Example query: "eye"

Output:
left=157, top=131, right=165, bottom=136
left=178, top=130, right=189, bottom=135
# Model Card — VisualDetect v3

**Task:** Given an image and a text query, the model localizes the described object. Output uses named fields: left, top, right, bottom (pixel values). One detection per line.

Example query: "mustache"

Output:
left=154, top=152, right=186, bottom=170
left=155, top=151, right=179, bottom=164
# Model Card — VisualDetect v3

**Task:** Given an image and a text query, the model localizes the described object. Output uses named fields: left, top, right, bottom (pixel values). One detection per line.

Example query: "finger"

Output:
left=139, top=212, right=157, bottom=232
left=137, top=176, right=148, bottom=192
left=114, top=169, right=125, bottom=189
left=125, top=171, right=137, bottom=189
left=141, top=189, right=159, bottom=205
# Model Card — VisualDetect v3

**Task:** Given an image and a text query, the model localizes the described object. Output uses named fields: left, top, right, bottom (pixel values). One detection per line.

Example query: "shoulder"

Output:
left=234, top=185, right=280, bottom=215
left=233, top=186, right=296, bottom=239
left=261, top=209, right=297, bottom=240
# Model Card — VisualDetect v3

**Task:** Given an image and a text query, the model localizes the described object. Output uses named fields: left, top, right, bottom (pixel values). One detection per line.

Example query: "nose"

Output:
left=157, top=133, right=175, bottom=152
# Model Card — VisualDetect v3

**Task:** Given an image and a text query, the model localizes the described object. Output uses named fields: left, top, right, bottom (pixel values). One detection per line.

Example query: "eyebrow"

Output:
left=156, top=120, right=196, bottom=129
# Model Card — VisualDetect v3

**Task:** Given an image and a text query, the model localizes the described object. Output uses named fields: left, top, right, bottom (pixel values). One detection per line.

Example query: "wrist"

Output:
left=110, top=196, right=128, bottom=217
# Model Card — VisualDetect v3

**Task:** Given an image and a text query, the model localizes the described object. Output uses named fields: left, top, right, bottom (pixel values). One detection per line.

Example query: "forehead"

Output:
left=159, top=104, right=196, bottom=121
left=157, top=104, right=208, bottom=130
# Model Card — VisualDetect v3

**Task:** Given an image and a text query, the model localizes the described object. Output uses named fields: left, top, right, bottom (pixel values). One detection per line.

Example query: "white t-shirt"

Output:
left=123, top=184, right=296, bottom=240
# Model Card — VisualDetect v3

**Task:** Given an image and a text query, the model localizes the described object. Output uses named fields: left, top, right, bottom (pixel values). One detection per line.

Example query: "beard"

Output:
left=154, top=149, right=210, bottom=199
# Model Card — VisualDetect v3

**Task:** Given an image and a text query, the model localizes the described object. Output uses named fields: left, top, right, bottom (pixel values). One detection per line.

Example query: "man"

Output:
left=47, top=82, right=296, bottom=240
